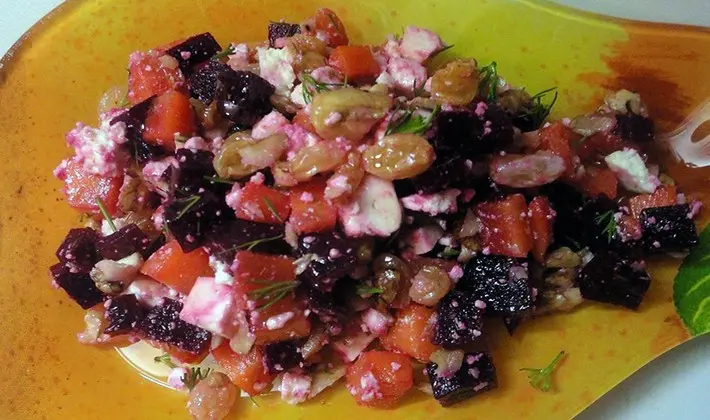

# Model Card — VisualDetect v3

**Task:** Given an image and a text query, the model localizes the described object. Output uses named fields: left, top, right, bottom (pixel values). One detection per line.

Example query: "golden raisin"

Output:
left=324, top=151, right=365, bottom=200
left=430, top=60, right=478, bottom=106
left=362, top=134, right=434, bottom=180
left=310, top=87, right=391, bottom=142
left=408, top=266, right=451, bottom=306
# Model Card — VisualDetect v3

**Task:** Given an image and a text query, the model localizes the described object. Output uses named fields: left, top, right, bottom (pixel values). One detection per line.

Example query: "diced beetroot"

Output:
left=346, top=351, right=413, bottom=408
left=577, top=250, right=650, bottom=309
left=96, top=224, right=151, bottom=260
left=164, top=190, right=233, bottom=252
left=56, top=227, right=100, bottom=273
left=110, top=98, right=167, bottom=164
left=128, top=51, right=185, bottom=104
left=61, top=159, right=123, bottom=215
left=263, top=341, right=304, bottom=374
left=166, top=32, right=222, bottom=76
left=234, top=183, right=291, bottom=224
left=459, top=254, right=532, bottom=316
left=138, top=298, right=212, bottom=358
left=215, top=70, right=275, bottom=127
left=268, top=22, right=301, bottom=47
left=289, top=178, right=337, bottom=234
left=172, top=148, right=223, bottom=195
left=188, top=61, right=231, bottom=104
left=105, top=294, right=147, bottom=336
left=431, top=105, right=514, bottom=160
left=640, top=204, right=699, bottom=253
left=613, top=114, right=655, bottom=144
left=629, top=185, right=677, bottom=219
left=476, top=194, right=532, bottom=258
left=528, top=196, right=555, bottom=263
left=203, top=219, right=288, bottom=263
left=426, top=351, right=497, bottom=407
left=296, top=231, right=360, bottom=292
left=50, top=263, right=106, bottom=309
left=433, top=290, right=484, bottom=349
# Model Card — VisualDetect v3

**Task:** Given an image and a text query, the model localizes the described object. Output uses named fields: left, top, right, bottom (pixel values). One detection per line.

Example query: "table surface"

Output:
left=1, top=1, right=708, bottom=419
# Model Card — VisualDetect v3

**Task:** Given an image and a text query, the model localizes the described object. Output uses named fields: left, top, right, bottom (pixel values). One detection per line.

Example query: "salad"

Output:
left=50, top=7, right=701, bottom=419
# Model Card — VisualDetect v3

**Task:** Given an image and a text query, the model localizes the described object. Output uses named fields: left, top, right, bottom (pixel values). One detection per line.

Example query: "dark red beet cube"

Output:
left=50, top=262, right=105, bottom=309
left=96, top=224, right=151, bottom=260
left=268, top=22, right=301, bottom=47
left=459, top=254, right=533, bottom=317
left=55, top=228, right=100, bottom=273
left=296, top=231, right=362, bottom=293
left=137, top=299, right=211, bottom=355
left=577, top=250, right=650, bottom=310
left=426, top=351, right=497, bottom=407
left=110, top=97, right=166, bottom=164
left=166, top=32, right=222, bottom=76
left=203, top=219, right=288, bottom=263
left=215, top=70, right=275, bottom=127
left=613, top=114, right=654, bottom=144
left=105, top=294, right=146, bottom=336
left=641, top=204, right=699, bottom=253
left=263, top=341, right=304, bottom=374
left=433, top=290, right=484, bottom=349
left=188, top=61, right=231, bottom=104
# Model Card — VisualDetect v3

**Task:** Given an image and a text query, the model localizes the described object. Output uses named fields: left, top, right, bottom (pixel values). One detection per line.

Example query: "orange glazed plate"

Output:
left=1, top=0, right=710, bottom=419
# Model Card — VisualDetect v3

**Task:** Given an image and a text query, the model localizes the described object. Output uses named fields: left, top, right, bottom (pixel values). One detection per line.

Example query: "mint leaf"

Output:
left=674, top=224, right=710, bottom=335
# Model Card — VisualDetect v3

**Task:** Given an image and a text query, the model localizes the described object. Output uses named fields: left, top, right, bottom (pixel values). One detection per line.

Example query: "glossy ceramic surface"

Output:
left=1, top=0, right=709, bottom=418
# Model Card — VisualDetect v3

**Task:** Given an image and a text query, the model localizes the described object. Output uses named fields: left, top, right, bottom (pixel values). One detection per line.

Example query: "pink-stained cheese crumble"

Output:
left=401, top=189, right=461, bottom=216
left=179, top=277, right=244, bottom=338
left=358, top=371, right=383, bottom=402
left=252, top=110, right=290, bottom=140
left=168, top=367, right=188, bottom=391
left=225, top=183, right=243, bottom=210
left=64, top=113, right=129, bottom=177
left=227, top=43, right=250, bottom=71
left=265, top=311, right=295, bottom=330
left=361, top=308, right=394, bottom=337
left=338, top=175, right=402, bottom=237
left=280, top=372, right=313, bottom=404
left=398, top=26, right=445, bottom=63
left=386, top=57, right=428, bottom=94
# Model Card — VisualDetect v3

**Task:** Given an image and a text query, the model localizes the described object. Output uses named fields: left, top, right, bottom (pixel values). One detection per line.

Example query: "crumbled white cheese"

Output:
left=604, top=148, right=659, bottom=193
left=257, top=47, right=296, bottom=95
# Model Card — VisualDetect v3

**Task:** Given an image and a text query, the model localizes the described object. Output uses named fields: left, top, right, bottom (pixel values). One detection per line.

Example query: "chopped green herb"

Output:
left=153, top=352, right=177, bottom=369
left=203, top=175, right=235, bottom=185
left=216, top=234, right=285, bottom=257
left=355, top=284, right=384, bottom=296
left=431, top=44, right=455, bottom=59
left=300, top=72, right=345, bottom=104
left=518, top=87, right=559, bottom=130
left=118, top=95, right=131, bottom=108
left=441, top=247, right=461, bottom=258
left=247, top=280, right=299, bottom=310
left=181, top=367, right=212, bottom=392
left=595, top=210, right=617, bottom=243
left=520, top=350, right=566, bottom=392
left=213, top=44, right=235, bottom=61
left=478, top=61, right=499, bottom=102
left=96, top=197, right=117, bottom=233
left=263, top=197, right=284, bottom=223
left=248, top=396, right=260, bottom=407
left=385, top=105, right=441, bottom=136
left=175, top=195, right=201, bottom=220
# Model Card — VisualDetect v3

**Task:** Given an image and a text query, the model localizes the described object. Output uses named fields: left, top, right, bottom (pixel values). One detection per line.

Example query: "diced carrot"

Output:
left=380, top=304, right=439, bottom=362
left=346, top=351, right=413, bottom=408
left=528, top=196, right=554, bottom=263
left=212, top=343, right=276, bottom=396
left=142, top=90, right=196, bottom=152
left=289, top=177, right=338, bottom=234
left=476, top=194, right=533, bottom=258
left=578, top=167, right=618, bottom=199
left=577, top=132, right=629, bottom=163
left=144, top=339, right=208, bottom=364
left=328, top=45, right=380, bottom=82
left=250, top=296, right=311, bottom=345
left=61, top=159, right=123, bottom=215
left=628, top=185, right=678, bottom=219
left=127, top=51, right=185, bottom=104
left=139, top=240, right=213, bottom=295
left=538, top=122, right=580, bottom=178
left=617, top=214, right=643, bottom=241
left=232, top=251, right=296, bottom=309
left=313, top=8, right=349, bottom=47
left=235, top=183, right=291, bottom=224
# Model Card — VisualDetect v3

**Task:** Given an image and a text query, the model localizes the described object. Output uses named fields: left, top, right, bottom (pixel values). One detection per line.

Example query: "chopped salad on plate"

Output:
left=50, top=7, right=701, bottom=419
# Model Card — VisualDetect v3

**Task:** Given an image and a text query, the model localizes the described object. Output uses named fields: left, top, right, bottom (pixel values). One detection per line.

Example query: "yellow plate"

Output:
left=1, top=0, right=709, bottom=419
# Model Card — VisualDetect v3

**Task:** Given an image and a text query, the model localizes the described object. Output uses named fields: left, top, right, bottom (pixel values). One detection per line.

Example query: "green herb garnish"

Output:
left=153, top=352, right=177, bottom=369
left=181, top=367, right=212, bottom=392
left=263, top=197, right=284, bottom=223
left=249, top=396, right=260, bottom=407
left=118, top=95, right=131, bottom=108
left=478, top=61, right=499, bottom=102
left=595, top=210, right=617, bottom=243
left=385, top=105, right=441, bottom=136
left=96, top=197, right=117, bottom=233
left=216, top=234, right=285, bottom=257
left=300, top=72, right=346, bottom=104
left=518, top=87, right=559, bottom=130
left=441, top=247, right=461, bottom=258
left=356, top=284, right=384, bottom=296
left=520, top=350, right=566, bottom=392
left=213, top=44, right=235, bottom=61
left=203, top=175, right=235, bottom=185
left=174, top=195, right=201, bottom=220
left=247, top=280, right=299, bottom=310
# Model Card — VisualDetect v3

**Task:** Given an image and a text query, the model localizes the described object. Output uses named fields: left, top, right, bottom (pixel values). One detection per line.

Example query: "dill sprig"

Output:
left=595, top=210, right=617, bottom=243
left=478, top=61, right=499, bottom=102
left=248, top=395, right=260, bottom=407
left=263, top=197, right=284, bottom=223
left=385, top=105, right=441, bottom=136
left=247, top=279, right=299, bottom=310
left=213, top=44, right=235, bottom=61
left=441, top=247, right=461, bottom=258
left=520, top=350, right=566, bottom=392
left=181, top=367, right=212, bottom=392
left=300, top=72, right=346, bottom=104
left=96, top=197, right=117, bottom=233
left=518, top=87, right=559, bottom=130
left=174, top=195, right=201, bottom=220
left=216, top=234, right=285, bottom=257
left=153, top=352, right=177, bottom=369
left=355, top=284, right=384, bottom=296
left=203, top=175, right=235, bottom=185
